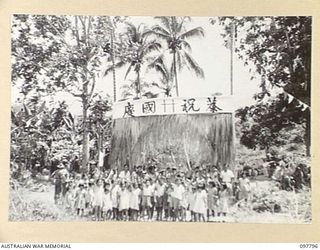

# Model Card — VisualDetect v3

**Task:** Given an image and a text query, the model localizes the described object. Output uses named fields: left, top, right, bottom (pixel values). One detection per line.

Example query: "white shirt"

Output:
left=171, top=184, right=185, bottom=200
left=142, top=185, right=153, bottom=196
left=155, top=183, right=166, bottom=197
left=119, top=171, right=131, bottom=182
left=221, top=169, right=235, bottom=183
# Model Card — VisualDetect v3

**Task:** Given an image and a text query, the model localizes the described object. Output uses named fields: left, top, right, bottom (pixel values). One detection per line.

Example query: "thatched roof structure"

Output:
left=109, top=113, right=235, bottom=170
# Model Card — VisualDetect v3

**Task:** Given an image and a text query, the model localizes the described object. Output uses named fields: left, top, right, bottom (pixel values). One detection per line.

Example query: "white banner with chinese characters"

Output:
left=113, top=96, right=235, bottom=119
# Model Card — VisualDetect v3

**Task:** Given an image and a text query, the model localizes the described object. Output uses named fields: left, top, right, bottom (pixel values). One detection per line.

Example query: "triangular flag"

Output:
left=282, top=91, right=287, bottom=100
left=35, top=119, right=42, bottom=127
left=23, top=103, right=32, bottom=117
left=25, top=118, right=33, bottom=128
left=301, top=103, right=308, bottom=111
left=296, top=100, right=303, bottom=108
left=287, top=94, right=294, bottom=104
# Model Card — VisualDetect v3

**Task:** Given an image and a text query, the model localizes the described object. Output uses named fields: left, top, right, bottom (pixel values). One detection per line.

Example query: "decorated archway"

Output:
left=109, top=96, right=236, bottom=170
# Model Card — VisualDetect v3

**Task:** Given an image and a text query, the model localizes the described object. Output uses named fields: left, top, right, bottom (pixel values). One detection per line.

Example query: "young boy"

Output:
left=141, top=180, right=153, bottom=221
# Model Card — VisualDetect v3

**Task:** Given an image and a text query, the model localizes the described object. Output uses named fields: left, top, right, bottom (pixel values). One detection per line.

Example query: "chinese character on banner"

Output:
left=162, top=99, right=176, bottom=113
left=142, top=101, right=156, bottom=114
left=181, top=98, right=200, bottom=113
left=207, top=97, right=222, bottom=113
left=123, top=102, right=135, bottom=117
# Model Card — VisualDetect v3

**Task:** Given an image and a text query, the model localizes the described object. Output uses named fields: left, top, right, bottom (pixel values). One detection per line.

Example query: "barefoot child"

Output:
left=129, top=183, right=141, bottom=221
left=102, top=183, right=112, bottom=220
left=75, top=183, right=86, bottom=217
left=118, top=182, right=130, bottom=221
left=93, top=179, right=104, bottom=221
left=218, top=183, right=230, bottom=217
left=207, top=181, right=218, bottom=220
left=111, top=180, right=120, bottom=220
left=193, top=183, right=207, bottom=222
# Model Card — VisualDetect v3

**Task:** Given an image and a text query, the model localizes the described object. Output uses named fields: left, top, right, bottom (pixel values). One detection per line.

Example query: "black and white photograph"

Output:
left=10, top=15, right=311, bottom=223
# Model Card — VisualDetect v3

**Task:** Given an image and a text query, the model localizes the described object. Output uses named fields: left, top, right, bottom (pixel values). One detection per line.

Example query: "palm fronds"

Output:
left=109, top=113, right=235, bottom=169
left=183, top=51, right=205, bottom=78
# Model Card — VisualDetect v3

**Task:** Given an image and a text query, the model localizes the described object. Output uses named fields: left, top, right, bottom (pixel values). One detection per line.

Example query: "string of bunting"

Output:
left=282, top=90, right=310, bottom=111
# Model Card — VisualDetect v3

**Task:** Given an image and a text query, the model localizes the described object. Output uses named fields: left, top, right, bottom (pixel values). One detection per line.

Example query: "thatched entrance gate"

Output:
left=109, top=96, right=235, bottom=170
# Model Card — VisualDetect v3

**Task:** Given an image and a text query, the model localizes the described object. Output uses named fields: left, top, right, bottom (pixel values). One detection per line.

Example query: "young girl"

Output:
left=93, top=179, right=104, bottom=221
left=64, top=183, right=75, bottom=212
left=207, top=181, right=218, bottom=220
left=141, top=180, right=153, bottom=221
left=163, top=183, right=173, bottom=221
left=180, top=182, right=188, bottom=222
left=129, top=183, right=141, bottom=221
left=218, top=184, right=230, bottom=217
left=85, top=181, right=95, bottom=216
left=154, top=179, right=166, bottom=221
left=102, top=184, right=112, bottom=220
left=118, top=182, right=130, bottom=221
left=111, top=180, right=120, bottom=220
left=187, top=185, right=197, bottom=222
left=193, top=183, right=207, bottom=222
left=74, top=183, right=86, bottom=217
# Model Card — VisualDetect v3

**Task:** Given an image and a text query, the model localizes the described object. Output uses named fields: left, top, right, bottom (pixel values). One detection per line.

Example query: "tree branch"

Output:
left=88, top=74, right=96, bottom=102
left=45, top=19, right=71, bottom=49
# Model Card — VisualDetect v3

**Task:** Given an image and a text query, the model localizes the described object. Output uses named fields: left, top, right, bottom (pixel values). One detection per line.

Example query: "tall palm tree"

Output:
left=151, top=16, right=205, bottom=96
left=104, top=22, right=161, bottom=99
left=148, top=56, right=174, bottom=97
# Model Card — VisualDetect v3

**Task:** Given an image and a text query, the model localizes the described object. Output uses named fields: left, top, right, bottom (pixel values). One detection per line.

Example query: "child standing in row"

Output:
left=93, top=179, right=104, bottom=221
left=129, top=183, right=141, bottom=221
left=102, top=183, right=112, bottom=220
left=218, top=184, right=230, bottom=217
left=118, top=183, right=130, bottom=221
left=75, top=183, right=86, bottom=216
left=193, top=183, right=208, bottom=222
left=207, top=181, right=219, bottom=220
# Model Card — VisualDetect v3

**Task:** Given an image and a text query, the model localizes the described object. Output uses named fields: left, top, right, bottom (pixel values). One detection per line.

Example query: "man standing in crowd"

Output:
left=220, top=164, right=235, bottom=189
left=119, top=164, right=131, bottom=183
left=51, top=159, right=69, bottom=204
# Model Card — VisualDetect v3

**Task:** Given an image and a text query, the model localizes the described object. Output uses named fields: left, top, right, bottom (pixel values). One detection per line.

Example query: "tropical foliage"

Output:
left=150, top=16, right=205, bottom=96
left=213, top=16, right=311, bottom=155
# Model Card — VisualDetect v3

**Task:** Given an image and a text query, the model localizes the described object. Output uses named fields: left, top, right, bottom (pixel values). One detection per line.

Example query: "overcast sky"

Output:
left=12, top=16, right=261, bottom=115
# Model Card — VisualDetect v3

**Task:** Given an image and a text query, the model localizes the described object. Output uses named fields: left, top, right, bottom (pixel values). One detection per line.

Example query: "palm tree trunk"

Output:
left=110, top=29, right=117, bottom=102
left=137, top=70, right=141, bottom=98
left=173, top=52, right=179, bottom=97
left=81, top=95, right=89, bottom=173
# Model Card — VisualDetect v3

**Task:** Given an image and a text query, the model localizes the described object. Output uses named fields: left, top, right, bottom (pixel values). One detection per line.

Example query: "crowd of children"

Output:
left=54, top=162, right=253, bottom=222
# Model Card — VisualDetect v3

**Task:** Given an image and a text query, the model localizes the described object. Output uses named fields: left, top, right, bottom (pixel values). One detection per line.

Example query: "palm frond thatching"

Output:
left=109, top=113, right=235, bottom=169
